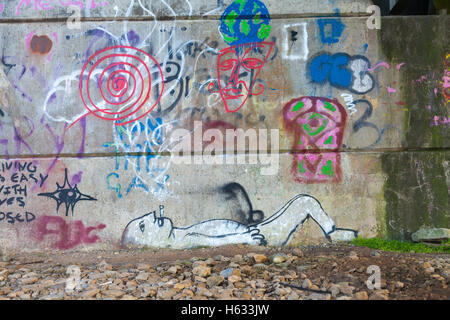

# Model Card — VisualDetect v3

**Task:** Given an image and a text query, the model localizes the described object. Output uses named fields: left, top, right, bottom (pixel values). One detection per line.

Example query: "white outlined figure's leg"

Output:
left=256, top=195, right=357, bottom=246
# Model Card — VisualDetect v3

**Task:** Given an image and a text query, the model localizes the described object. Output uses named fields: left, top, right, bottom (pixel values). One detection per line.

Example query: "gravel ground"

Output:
left=0, top=244, right=449, bottom=300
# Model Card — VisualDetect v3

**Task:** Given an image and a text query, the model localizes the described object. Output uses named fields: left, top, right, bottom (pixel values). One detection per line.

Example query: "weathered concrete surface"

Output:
left=0, top=0, right=448, bottom=251
left=1, top=0, right=373, bottom=20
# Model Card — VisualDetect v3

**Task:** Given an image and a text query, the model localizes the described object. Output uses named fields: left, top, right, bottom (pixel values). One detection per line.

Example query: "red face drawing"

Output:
left=215, top=42, right=274, bottom=113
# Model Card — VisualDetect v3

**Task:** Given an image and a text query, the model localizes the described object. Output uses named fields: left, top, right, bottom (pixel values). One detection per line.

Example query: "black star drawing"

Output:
left=38, top=169, right=97, bottom=216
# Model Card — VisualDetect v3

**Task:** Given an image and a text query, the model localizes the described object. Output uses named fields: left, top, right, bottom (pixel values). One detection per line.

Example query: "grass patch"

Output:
left=350, top=238, right=450, bottom=254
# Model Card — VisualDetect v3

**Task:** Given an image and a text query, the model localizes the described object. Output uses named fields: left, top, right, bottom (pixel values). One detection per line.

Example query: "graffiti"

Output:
left=38, top=168, right=96, bottom=217
left=368, top=61, right=390, bottom=72
left=0, top=113, right=86, bottom=186
left=0, top=160, right=46, bottom=223
left=443, top=53, right=450, bottom=102
left=308, top=52, right=375, bottom=94
left=15, top=0, right=108, bottom=15
left=69, top=45, right=165, bottom=129
left=104, top=115, right=172, bottom=198
left=219, top=0, right=271, bottom=46
left=1, top=44, right=33, bottom=102
left=220, top=182, right=264, bottom=225
left=0, top=211, right=35, bottom=224
left=213, top=41, right=274, bottom=113
left=341, top=93, right=357, bottom=115
left=282, top=23, right=308, bottom=61
left=317, top=16, right=345, bottom=45
left=215, top=0, right=274, bottom=113
left=351, top=99, right=385, bottom=148
left=283, top=97, right=346, bottom=183
left=122, top=194, right=357, bottom=249
left=32, top=215, right=106, bottom=250
left=432, top=116, right=450, bottom=126
left=75, top=27, right=221, bottom=117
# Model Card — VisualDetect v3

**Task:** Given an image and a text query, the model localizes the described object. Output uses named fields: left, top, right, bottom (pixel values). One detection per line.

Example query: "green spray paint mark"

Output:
left=324, top=101, right=336, bottom=112
left=241, top=20, right=250, bottom=36
left=257, top=24, right=271, bottom=40
left=254, top=12, right=262, bottom=24
left=221, top=33, right=238, bottom=44
left=236, top=0, right=248, bottom=11
left=224, top=11, right=238, bottom=34
left=303, top=113, right=327, bottom=136
left=253, top=0, right=259, bottom=13
left=298, top=161, right=306, bottom=173
left=292, top=101, right=304, bottom=112
left=324, top=135, right=333, bottom=145
left=321, top=160, right=335, bottom=177
left=298, top=136, right=302, bottom=145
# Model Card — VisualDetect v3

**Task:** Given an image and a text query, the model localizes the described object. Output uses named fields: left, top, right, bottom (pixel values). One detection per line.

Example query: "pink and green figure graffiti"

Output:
left=213, top=0, right=273, bottom=113
left=283, top=97, right=347, bottom=184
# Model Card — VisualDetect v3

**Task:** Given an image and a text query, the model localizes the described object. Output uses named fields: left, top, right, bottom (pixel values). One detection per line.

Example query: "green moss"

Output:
left=375, top=193, right=388, bottom=238
left=379, top=16, right=450, bottom=240
left=351, top=237, right=450, bottom=254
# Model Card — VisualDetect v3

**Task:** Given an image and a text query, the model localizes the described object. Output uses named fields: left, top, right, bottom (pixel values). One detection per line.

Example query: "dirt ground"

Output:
left=1, top=243, right=449, bottom=300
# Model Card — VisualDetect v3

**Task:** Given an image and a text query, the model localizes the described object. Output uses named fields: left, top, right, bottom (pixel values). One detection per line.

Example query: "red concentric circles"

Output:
left=78, top=45, right=164, bottom=126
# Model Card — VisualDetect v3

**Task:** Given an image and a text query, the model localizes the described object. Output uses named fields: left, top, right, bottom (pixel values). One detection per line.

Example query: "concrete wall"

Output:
left=0, top=0, right=447, bottom=251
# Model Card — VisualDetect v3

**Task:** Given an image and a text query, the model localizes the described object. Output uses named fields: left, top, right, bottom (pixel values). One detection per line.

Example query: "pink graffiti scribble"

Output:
left=415, top=75, right=427, bottom=83
left=443, top=75, right=450, bottom=88
left=387, top=86, right=397, bottom=93
left=32, top=215, right=106, bottom=250
left=91, top=0, right=109, bottom=9
left=25, top=31, right=36, bottom=50
left=0, top=4, right=4, bottom=13
left=368, top=62, right=390, bottom=72
left=16, top=0, right=109, bottom=15
left=432, top=116, right=450, bottom=126
left=396, top=63, right=405, bottom=71
left=46, top=33, right=59, bottom=62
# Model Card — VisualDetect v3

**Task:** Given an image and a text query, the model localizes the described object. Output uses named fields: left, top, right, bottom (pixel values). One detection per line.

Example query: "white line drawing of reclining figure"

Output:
left=121, top=194, right=358, bottom=249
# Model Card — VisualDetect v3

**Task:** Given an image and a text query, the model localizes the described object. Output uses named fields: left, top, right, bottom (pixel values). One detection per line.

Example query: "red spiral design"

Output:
left=78, top=45, right=164, bottom=126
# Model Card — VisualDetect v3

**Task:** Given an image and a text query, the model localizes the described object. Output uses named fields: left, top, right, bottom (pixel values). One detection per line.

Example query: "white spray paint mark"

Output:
left=282, top=22, right=308, bottom=61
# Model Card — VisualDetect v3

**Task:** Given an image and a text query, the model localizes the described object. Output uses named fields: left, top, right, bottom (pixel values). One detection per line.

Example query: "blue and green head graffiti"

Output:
left=213, top=0, right=274, bottom=113
left=219, top=0, right=272, bottom=46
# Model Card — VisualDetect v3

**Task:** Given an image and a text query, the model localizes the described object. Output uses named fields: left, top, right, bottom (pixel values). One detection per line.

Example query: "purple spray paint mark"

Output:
left=71, top=171, right=83, bottom=185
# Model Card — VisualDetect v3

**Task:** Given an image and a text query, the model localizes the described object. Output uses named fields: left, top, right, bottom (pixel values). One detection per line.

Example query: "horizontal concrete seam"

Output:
left=0, top=12, right=373, bottom=24
left=0, top=147, right=449, bottom=159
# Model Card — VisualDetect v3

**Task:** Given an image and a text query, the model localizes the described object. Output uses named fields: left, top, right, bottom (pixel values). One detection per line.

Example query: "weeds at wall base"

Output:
left=350, top=237, right=450, bottom=254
